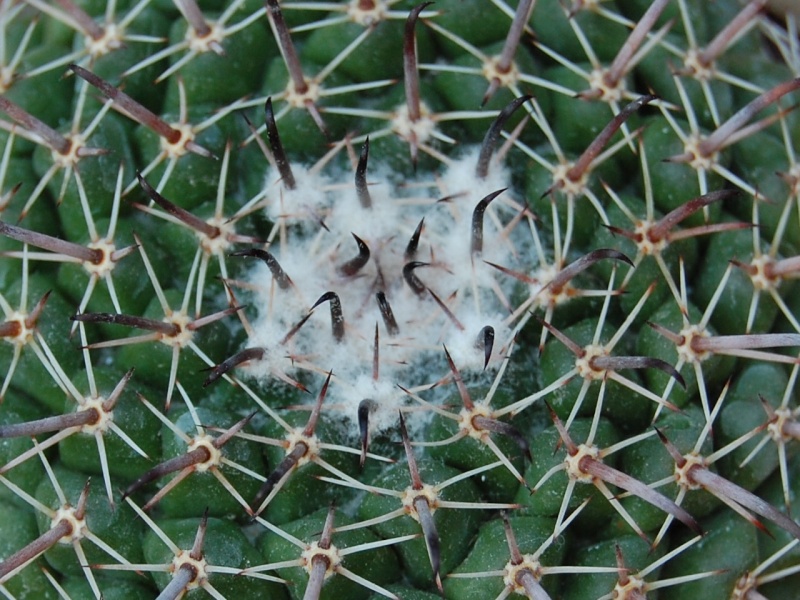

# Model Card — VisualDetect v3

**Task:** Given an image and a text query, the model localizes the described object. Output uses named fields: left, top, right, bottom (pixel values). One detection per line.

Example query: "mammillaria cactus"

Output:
left=2, top=0, right=800, bottom=598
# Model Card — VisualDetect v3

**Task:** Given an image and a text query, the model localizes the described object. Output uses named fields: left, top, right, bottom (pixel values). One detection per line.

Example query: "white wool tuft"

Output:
left=245, top=147, right=535, bottom=437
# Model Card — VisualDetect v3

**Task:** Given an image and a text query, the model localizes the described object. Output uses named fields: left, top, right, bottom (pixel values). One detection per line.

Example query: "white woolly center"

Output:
left=245, top=148, right=532, bottom=437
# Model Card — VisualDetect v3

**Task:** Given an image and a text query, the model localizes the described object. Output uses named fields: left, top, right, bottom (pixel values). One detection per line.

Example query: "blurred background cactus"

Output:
left=2, top=0, right=800, bottom=598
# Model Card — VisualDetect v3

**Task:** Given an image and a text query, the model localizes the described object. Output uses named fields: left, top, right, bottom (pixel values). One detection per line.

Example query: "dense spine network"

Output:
left=1, top=1, right=800, bottom=599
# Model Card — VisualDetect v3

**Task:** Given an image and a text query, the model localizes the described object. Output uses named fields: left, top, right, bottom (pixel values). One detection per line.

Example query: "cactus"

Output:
left=2, top=0, right=800, bottom=598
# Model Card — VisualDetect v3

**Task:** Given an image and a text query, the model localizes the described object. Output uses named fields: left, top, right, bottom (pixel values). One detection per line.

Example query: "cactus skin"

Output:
left=2, top=1, right=800, bottom=599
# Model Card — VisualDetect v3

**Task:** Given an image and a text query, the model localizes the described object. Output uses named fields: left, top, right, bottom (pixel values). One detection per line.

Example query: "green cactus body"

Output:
left=2, top=1, right=800, bottom=598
